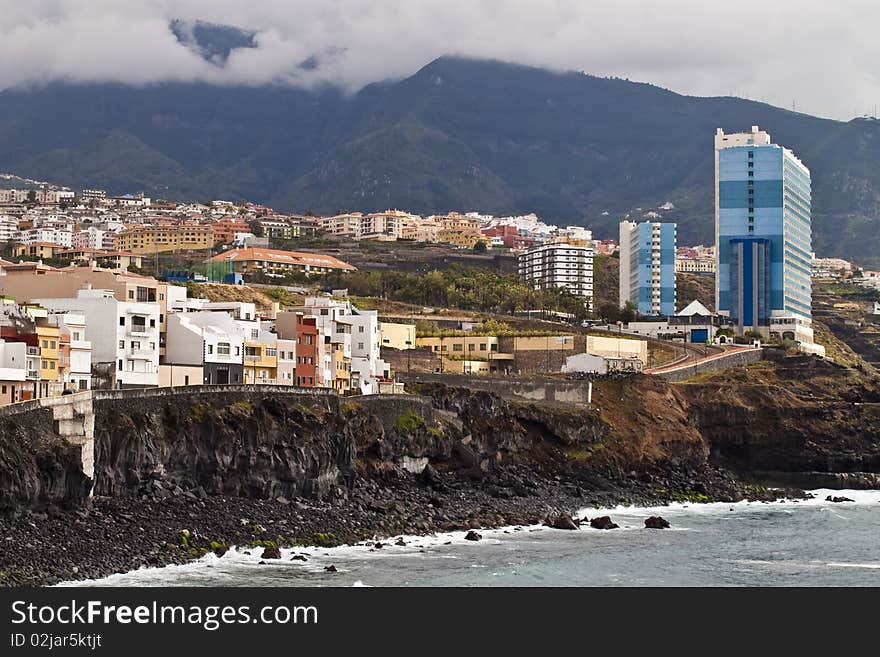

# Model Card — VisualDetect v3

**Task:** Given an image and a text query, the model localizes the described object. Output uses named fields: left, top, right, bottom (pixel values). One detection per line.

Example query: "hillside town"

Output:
left=7, top=126, right=880, bottom=403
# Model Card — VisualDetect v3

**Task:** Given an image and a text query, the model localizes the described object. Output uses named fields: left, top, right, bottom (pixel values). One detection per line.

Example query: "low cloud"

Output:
left=0, top=1, right=876, bottom=120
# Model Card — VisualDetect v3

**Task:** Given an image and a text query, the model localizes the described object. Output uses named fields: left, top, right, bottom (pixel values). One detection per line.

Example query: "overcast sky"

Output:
left=2, top=1, right=876, bottom=121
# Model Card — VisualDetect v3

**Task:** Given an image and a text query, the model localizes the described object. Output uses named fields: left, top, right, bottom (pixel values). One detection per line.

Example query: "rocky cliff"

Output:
left=0, top=405, right=91, bottom=513
left=680, top=356, right=880, bottom=488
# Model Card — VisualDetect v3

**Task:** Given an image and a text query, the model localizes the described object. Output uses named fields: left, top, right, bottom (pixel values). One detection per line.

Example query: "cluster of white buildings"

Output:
left=0, top=262, right=414, bottom=404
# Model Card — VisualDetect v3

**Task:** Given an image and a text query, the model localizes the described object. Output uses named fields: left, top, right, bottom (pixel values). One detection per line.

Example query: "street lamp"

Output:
left=616, top=320, right=623, bottom=360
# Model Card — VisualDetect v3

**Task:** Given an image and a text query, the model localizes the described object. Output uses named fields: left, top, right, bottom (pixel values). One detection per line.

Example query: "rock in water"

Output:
left=545, top=513, right=579, bottom=530
left=464, top=530, right=482, bottom=541
left=325, top=565, right=338, bottom=572
left=590, top=516, right=620, bottom=530
left=260, top=546, right=282, bottom=559
left=644, top=516, right=670, bottom=529
left=826, top=495, right=855, bottom=503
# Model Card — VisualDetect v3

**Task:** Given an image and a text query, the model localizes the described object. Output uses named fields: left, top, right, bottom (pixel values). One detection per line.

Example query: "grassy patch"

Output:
left=395, top=409, right=425, bottom=432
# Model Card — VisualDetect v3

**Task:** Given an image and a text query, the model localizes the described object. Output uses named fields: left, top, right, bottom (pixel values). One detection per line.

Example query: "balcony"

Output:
left=128, top=349, right=155, bottom=360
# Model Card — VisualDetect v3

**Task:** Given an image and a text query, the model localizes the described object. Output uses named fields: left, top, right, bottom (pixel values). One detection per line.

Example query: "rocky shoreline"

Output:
left=0, top=464, right=801, bottom=587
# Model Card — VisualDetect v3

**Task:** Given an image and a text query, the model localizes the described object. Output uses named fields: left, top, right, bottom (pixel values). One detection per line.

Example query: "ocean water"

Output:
left=63, top=489, right=880, bottom=587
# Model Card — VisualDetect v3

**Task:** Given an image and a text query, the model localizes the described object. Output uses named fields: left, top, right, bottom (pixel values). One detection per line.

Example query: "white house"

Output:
left=32, top=289, right=160, bottom=388
left=348, top=308, right=390, bottom=394
left=165, top=311, right=244, bottom=385
left=53, top=311, right=92, bottom=391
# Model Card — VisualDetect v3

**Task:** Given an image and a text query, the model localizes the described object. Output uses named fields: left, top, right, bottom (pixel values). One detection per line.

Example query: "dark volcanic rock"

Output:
left=590, top=516, right=619, bottom=530
left=644, top=516, right=670, bottom=529
left=464, top=530, right=482, bottom=541
left=260, top=546, right=281, bottom=559
left=324, top=565, right=337, bottom=572
left=826, top=496, right=855, bottom=503
left=545, top=513, right=579, bottom=530
left=420, top=464, right=442, bottom=487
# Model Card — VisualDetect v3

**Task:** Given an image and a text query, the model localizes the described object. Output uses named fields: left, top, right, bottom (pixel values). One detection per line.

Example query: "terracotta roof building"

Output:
left=208, top=248, right=356, bottom=276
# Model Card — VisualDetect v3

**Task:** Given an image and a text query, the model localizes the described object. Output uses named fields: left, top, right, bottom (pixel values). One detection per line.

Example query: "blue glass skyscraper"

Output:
left=619, top=220, right=676, bottom=317
left=715, top=126, right=812, bottom=334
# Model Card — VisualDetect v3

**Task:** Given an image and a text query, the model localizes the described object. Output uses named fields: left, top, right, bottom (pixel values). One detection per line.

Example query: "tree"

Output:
left=247, top=219, right=264, bottom=237
left=472, top=240, right=488, bottom=253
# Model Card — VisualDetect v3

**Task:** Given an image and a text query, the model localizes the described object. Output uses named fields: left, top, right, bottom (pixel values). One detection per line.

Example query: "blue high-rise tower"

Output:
left=619, top=220, right=676, bottom=317
left=715, top=126, right=813, bottom=336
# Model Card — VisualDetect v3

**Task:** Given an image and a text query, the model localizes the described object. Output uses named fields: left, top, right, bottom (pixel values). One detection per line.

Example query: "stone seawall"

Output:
left=398, top=372, right=595, bottom=406
left=651, top=348, right=765, bottom=382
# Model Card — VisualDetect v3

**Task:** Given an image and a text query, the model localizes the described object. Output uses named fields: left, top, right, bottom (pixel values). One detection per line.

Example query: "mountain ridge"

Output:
left=2, top=56, right=880, bottom=264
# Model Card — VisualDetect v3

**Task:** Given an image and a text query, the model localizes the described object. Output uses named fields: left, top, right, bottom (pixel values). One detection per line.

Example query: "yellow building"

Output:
left=436, top=229, right=483, bottom=249
left=35, top=324, right=62, bottom=397
left=417, top=335, right=500, bottom=356
left=243, top=341, right=278, bottom=384
left=331, top=342, right=351, bottom=392
left=116, top=224, right=214, bottom=254
left=380, top=322, right=416, bottom=350
left=13, top=242, right=67, bottom=260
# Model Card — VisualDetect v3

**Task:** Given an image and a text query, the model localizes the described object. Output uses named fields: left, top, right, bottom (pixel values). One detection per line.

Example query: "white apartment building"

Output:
left=0, top=340, right=27, bottom=404
left=518, top=241, right=594, bottom=310
left=166, top=311, right=244, bottom=385
left=277, top=338, right=297, bottom=385
left=32, top=290, right=160, bottom=388
left=17, top=228, right=73, bottom=247
left=0, top=216, right=19, bottom=242
left=72, top=226, right=109, bottom=251
left=53, top=312, right=92, bottom=391
left=675, top=258, right=717, bottom=273
left=348, top=309, right=390, bottom=394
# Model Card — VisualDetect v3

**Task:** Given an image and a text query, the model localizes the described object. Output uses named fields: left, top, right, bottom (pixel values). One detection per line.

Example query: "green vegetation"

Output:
left=187, top=402, right=213, bottom=423
left=227, top=401, right=253, bottom=415
left=311, top=532, right=341, bottom=547
left=671, top=492, right=711, bottom=503
left=322, top=265, right=591, bottom=321
left=341, top=401, right=362, bottom=414
left=395, top=409, right=426, bottom=432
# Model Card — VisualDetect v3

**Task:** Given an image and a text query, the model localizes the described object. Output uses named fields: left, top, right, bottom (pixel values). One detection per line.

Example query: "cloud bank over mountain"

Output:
left=1, top=1, right=877, bottom=120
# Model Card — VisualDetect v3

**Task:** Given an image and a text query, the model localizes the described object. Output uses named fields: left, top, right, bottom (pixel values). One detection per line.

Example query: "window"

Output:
left=479, top=343, right=487, bottom=351
left=50, top=341, right=56, bottom=349
left=118, top=340, right=124, bottom=349
left=128, top=290, right=134, bottom=299
left=266, top=348, right=277, bottom=357
left=150, top=342, right=155, bottom=350
left=73, top=332, right=80, bottom=341
left=320, top=309, right=329, bottom=316
left=150, top=318, right=156, bottom=328
left=41, top=340, right=47, bottom=348
left=235, top=346, right=240, bottom=356
left=159, top=293, right=164, bottom=301
left=306, top=335, right=313, bottom=345
left=245, top=346, right=259, bottom=357
left=357, top=342, right=364, bottom=350
left=131, top=341, right=140, bottom=350
left=251, top=329, right=259, bottom=339
left=468, top=344, right=475, bottom=351
left=118, top=359, right=123, bottom=369
left=218, top=343, right=230, bottom=355
left=207, top=344, right=213, bottom=354
left=41, top=360, right=48, bottom=369
left=358, top=326, right=364, bottom=333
